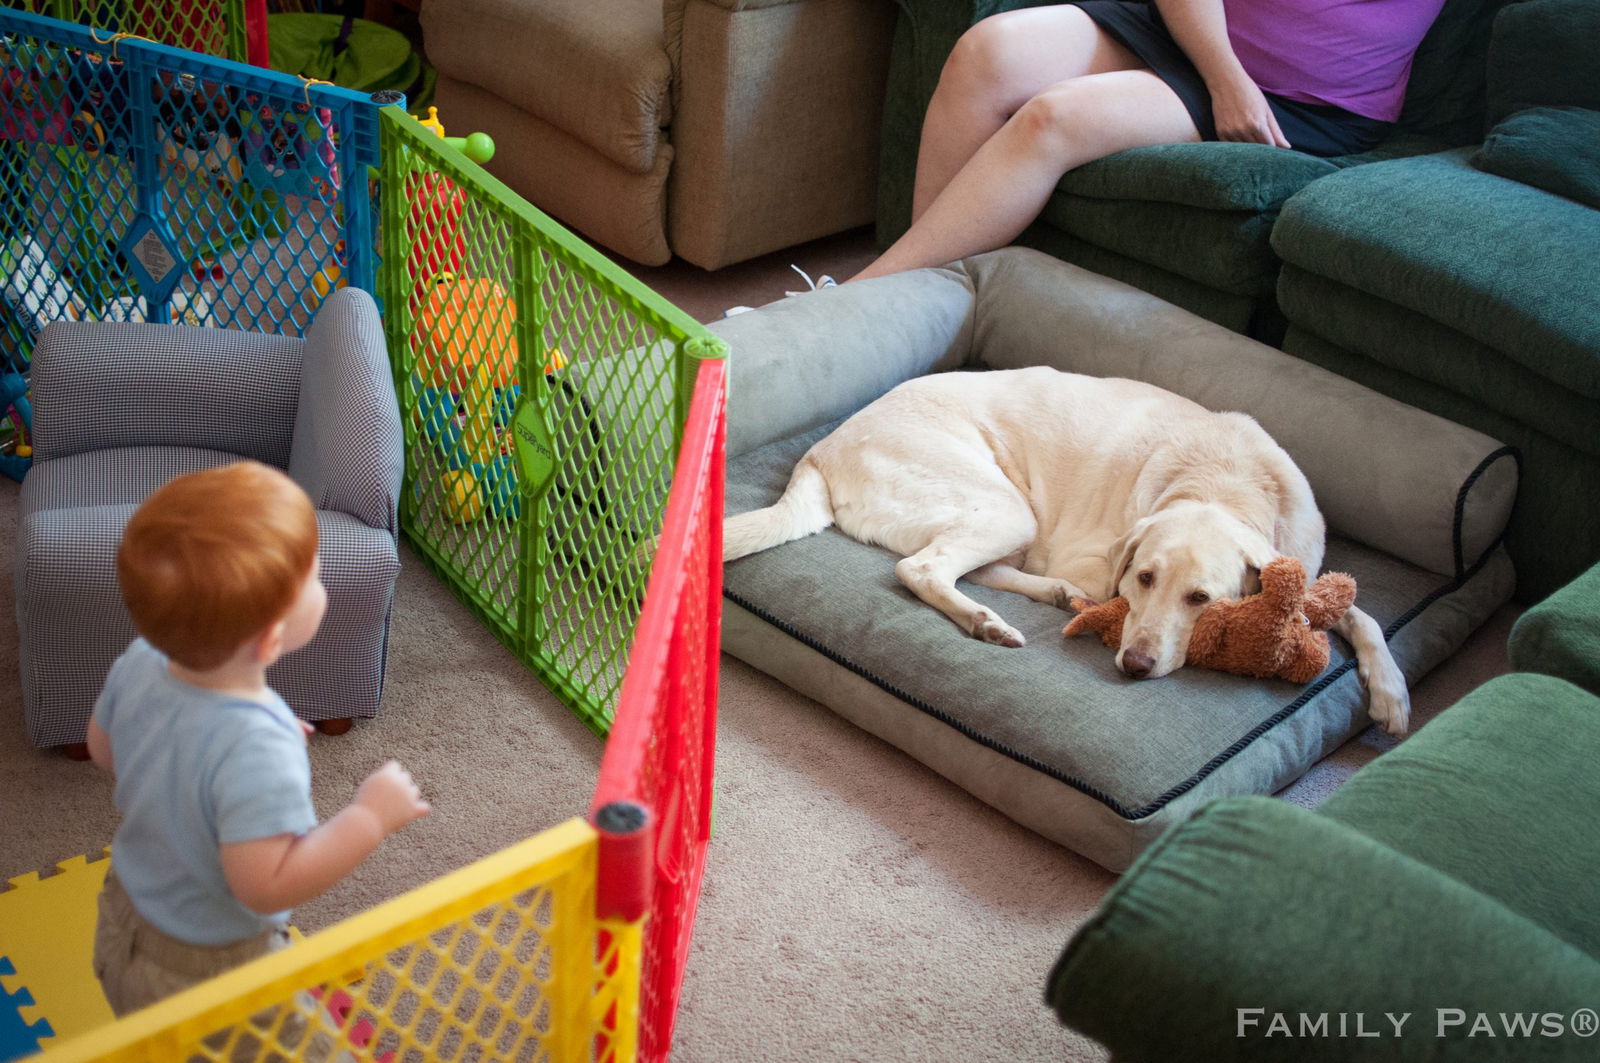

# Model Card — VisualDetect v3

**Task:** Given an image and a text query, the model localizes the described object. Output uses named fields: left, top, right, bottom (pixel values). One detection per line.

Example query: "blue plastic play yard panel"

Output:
left=0, top=6, right=388, bottom=374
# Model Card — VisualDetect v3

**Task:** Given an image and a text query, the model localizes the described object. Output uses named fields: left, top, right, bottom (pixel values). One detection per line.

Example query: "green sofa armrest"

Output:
left=1319, top=673, right=1600, bottom=957
left=1059, top=142, right=1336, bottom=211
left=1510, top=565, right=1600, bottom=696
left=1048, top=796, right=1600, bottom=1061
left=1271, top=148, right=1600, bottom=404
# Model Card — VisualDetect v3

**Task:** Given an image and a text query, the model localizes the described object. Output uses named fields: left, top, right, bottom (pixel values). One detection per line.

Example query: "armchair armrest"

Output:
left=665, top=0, right=897, bottom=267
left=664, top=0, right=880, bottom=115
left=287, top=289, right=402, bottom=535
left=710, top=267, right=975, bottom=458
left=664, top=0, right=831, bottom=67
left=1049, top=797, right=1600, bottom=1061
left=30, top=320, right=303, bottom=466
left=664, top=0, right=811, bottom=96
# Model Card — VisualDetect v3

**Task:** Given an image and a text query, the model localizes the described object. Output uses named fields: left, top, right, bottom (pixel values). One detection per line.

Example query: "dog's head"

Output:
left=1108, top=504, right=1275, bottom=679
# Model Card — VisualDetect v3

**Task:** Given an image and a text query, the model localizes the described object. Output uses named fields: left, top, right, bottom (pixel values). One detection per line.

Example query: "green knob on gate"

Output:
left=443, top=131, right=496, bottom=165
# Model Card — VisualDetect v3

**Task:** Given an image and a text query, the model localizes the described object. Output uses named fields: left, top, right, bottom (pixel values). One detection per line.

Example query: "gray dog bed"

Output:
left=713, top=250, right=1516, bottom=872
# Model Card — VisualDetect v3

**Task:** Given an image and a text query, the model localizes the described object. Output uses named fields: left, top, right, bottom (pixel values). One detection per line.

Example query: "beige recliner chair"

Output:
left=420, top=0, right=895, bottom=269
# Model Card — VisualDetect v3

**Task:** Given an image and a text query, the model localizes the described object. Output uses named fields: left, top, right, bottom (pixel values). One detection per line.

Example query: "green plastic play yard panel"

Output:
left=377, top=107, right=727, bottom=736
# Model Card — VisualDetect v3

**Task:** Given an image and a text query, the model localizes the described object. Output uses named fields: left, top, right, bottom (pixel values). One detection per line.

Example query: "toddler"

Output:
left=87, top=460, right=430, bottom=1017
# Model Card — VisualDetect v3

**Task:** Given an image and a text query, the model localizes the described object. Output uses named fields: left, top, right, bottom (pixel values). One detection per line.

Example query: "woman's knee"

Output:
left=1013, top=74, right=1196, bottom=164
left=943, top=17, right=1017, bottom=92
left=1011, top=82, right=1098, bottom=157
left=944, top=8, right=1084, bottom=97
left=944, top=7, right=1097, bottom=88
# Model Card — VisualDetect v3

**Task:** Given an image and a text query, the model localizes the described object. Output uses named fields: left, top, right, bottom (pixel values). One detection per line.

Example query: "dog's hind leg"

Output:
left=967, top=563, right=1089, bottom=611
left=896, top=531, right=1033, bottom=647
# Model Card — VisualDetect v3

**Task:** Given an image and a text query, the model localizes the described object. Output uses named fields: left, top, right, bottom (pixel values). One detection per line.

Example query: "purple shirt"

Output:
left=1225, top=0, right=1448, bottom=122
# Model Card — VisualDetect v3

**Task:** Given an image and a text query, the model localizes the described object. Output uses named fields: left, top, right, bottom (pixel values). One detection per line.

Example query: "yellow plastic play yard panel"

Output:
left=16, top=819, right=642, bottom=1063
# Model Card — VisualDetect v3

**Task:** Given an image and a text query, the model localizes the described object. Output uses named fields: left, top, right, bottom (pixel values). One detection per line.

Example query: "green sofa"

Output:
left=1509, top=556, right=1600, bottom=694
left=1044, top=558, right=1600, bottom=1061
left=1272, top=0, right=1600, bottom=603
left=875, top=0, right=1508, bottom=338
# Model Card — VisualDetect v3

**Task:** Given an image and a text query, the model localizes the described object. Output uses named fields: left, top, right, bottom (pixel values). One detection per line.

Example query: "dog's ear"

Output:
left=1239, top=531, right=1276, bottom=596
left=1108, top=517, right=1151, bottom=595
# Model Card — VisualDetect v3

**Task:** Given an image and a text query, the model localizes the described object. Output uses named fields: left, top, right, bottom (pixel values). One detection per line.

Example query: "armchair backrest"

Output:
left=30, top=320, right=302, bottom=466
left=288, top=288, right=403, bottom=535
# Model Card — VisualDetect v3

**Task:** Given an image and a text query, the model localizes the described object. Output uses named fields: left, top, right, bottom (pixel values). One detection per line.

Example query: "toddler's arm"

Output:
left=219, top=760, right=429, bottom=914
left=87, top=719, right=115, bottom=773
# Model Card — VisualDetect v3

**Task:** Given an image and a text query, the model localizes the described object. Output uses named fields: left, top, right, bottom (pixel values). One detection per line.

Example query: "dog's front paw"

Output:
left=1366, top=671, right=1411, bottom=737
left=1050, top=581, right=1090, bottom=611
left=972, top=610, right=1025, bottom=648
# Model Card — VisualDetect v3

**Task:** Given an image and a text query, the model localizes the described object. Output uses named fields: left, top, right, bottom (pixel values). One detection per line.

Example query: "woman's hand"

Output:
left=1208, top=74, right=1291, bottom=148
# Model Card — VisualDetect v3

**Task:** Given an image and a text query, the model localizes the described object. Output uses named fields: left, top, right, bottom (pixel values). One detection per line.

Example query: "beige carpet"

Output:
left=0, top=231, right=1517, bottom=1060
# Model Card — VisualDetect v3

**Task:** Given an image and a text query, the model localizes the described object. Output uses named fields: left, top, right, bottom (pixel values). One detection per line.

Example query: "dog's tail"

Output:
left=724, top=460, right=834, bottom=561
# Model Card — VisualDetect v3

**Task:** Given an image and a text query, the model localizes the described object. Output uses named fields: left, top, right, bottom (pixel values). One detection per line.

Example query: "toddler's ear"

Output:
left=253, top=619, right=288, bottom=665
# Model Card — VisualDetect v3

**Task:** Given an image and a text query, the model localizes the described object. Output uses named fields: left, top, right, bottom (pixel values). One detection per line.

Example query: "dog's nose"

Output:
left=1121, top=650, right=1155, bottom=679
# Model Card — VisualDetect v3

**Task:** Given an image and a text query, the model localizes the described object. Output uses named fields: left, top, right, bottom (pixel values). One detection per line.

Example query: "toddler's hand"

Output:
left=356, top=760, right=431, bottom=834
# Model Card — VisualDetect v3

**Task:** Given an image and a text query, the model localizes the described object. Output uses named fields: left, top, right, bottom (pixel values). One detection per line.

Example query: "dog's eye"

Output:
left=1188, top=591, right=1210, bottom=605
left=1138, top=571, right=1154, bottom=588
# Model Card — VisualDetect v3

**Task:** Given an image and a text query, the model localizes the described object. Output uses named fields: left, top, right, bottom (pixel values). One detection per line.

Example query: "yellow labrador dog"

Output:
left=725, top=366, right=1409, bottom=735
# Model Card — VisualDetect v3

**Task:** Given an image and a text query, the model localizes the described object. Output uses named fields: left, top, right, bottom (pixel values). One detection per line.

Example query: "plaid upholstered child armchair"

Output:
left=15, top=288, right=403, bottom=754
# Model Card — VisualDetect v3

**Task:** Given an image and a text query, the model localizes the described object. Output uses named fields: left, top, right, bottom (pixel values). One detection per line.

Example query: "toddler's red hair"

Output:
left=118, top=461, right=318, bottom=669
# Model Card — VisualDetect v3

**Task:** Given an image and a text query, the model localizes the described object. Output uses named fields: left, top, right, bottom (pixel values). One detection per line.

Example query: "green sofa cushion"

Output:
left=1510, top=562, right=1600, bottom=695
left=1485, top=0, right=1600, bottom=126
left=1474, top=106, right=1600, bottom=210
left=1320, top=673, right=1600, bottom=960
left=1272, top=148, right=1600, bottom=402
left=1047, top=796, right=1600, bottom=1061
left=1058, top=142, right=1337, bottom=212
left=1039, top=194, right=1277, bottom=298
left=1277, top=265, right=1600, bottom=459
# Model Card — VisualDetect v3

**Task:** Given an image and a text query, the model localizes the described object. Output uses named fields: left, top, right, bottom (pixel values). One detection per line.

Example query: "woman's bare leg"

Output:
left=913, top=5, right=1142, bottom=221
left=854, top=71, right=1200, bottom=282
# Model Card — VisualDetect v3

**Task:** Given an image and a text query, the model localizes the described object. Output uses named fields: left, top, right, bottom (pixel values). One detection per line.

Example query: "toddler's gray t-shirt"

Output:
left=94, top=638, right=318, bottom=945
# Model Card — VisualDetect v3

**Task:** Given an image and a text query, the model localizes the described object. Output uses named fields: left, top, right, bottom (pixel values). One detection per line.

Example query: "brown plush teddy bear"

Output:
left=1062, top=558, right=1357, bottom=683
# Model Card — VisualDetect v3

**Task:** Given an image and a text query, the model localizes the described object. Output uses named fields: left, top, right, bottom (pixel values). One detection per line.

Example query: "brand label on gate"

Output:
left=132, top=229, right=178, bottom=284
left=512, top=398, right=558, bottom=498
